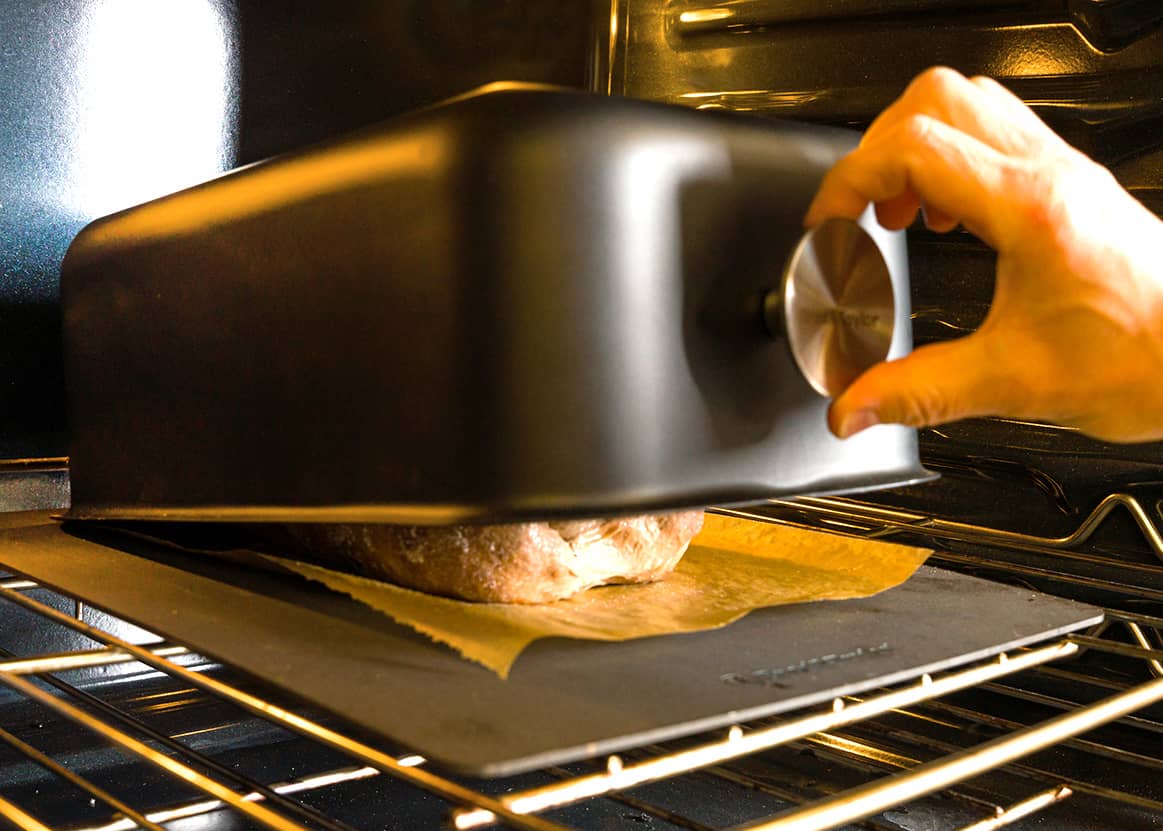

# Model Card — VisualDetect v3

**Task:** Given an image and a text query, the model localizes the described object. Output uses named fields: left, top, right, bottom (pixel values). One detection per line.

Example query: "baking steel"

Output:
left=0, top=514, right=1101, bottom=776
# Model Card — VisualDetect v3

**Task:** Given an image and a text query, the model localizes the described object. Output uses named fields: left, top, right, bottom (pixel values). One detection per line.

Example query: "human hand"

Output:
left=806, top=66, right=1163, bottom=443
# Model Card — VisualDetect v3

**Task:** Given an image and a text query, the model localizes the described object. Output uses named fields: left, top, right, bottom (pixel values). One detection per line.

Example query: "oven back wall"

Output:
left=0, top=0, right=604, bottom=460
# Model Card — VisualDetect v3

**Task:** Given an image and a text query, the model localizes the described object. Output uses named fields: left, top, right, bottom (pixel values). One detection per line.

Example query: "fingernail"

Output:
left=838, top=409, right=880, bottom=438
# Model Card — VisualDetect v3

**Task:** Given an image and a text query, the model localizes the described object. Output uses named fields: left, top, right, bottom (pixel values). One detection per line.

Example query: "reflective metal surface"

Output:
left=0, top=0, right=240, bottom=459
left=0, top=1, right=606, bottom=462
left=0, top=460, right=69, bottom=513
left=771, top=218, right=895, bottom=397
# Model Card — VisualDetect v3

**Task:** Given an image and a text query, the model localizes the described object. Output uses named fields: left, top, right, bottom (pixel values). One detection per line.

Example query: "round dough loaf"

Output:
left=279, top=511, right=704, bottom=604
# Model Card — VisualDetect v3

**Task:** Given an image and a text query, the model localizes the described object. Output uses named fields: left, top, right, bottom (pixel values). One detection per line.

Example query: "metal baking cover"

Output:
left=61, top=86, right=930, bottom=525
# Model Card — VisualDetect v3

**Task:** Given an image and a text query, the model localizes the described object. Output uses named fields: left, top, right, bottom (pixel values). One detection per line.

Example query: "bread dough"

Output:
left=278, top=511, right=705, bottom=604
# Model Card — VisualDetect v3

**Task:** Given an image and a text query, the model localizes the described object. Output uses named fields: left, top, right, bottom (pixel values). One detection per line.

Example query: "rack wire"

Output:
left=1, top=496, right=1162, bottom=830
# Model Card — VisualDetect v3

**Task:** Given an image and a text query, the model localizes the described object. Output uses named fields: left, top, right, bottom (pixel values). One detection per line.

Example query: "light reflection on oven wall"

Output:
left=67, top=0, right=238, bottom=220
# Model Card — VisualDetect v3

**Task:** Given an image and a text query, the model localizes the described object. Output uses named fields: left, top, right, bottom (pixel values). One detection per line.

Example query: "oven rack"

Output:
left=0, top=501, right=1161, bottom=830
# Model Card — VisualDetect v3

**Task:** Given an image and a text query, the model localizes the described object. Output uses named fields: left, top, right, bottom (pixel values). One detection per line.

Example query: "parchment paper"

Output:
left=258, top=514, right=930, bottom=677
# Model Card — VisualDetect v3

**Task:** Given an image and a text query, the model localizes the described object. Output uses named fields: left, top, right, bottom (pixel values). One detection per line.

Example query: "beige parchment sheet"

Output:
left=261, top=513, right=930, bottom=678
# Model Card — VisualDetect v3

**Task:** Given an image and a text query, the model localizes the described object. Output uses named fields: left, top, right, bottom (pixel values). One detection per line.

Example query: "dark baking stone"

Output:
left=0, top=514, right=1102, bottom=776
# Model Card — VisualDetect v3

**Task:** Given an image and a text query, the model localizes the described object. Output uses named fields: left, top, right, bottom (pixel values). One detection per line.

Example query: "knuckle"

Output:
left=967, top=74, right=1001, bottom=93
left=909, top=65, right=964, bottom=101
left=1001, top=162, right=1057, bottom=230
left=1079, top=156, right=1120, bottom=192
left=864, top=366, right=950, bottom=430
left=897, top=390, right=949, bottom=429
left=898, top=113, right=938, bottom=148
left=969, top=74, right=1020, bottom=110
left=1008, top=153, right=1108, bottom=240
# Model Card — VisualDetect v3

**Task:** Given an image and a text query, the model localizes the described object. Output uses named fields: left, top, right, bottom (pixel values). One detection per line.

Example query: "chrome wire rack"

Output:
left=1, top=498, right=1162, bottom=831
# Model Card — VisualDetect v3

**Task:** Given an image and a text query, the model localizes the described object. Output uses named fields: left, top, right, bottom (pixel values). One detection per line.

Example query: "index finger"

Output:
left=805, top=114, right=1018, bottom=249
left=862, top=67, right=1052, bottom=161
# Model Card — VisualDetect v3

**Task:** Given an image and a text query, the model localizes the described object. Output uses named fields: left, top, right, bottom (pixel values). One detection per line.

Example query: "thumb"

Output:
left=828, top=335, right=1004, bottom=438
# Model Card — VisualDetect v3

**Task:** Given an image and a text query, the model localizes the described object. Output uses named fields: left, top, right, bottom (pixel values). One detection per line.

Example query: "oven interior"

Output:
left=2, top=1, right=1163, bottom=829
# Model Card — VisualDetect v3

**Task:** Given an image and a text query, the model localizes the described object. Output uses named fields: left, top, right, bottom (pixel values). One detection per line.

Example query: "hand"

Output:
left=805, top=66, right=1163, bottom=443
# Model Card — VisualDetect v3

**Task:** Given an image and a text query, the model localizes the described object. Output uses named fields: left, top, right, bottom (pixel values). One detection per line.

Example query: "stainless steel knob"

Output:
left=764, top=218, right=896, bottom=398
